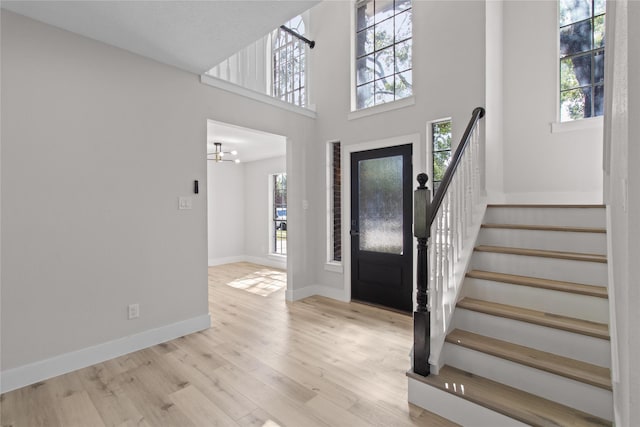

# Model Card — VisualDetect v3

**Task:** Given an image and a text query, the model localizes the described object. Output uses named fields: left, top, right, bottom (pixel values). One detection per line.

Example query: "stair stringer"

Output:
left=428, top=200, right=487, bottom=374
left=605, top=205, right=622, bottom=426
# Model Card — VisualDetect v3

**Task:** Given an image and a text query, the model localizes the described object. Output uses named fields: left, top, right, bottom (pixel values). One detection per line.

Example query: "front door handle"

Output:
left=350, top=230, right=359, bottom=236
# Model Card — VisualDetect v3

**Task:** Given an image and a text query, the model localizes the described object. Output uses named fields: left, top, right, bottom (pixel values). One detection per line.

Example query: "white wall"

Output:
left=1, top=10, right=206, bottom=372
left=308, top=0, right=486, bottom=293
left=206, top=155, right=287, bottom=268
left=502, top=1, right=603, bottom=203
left=207, top=162, right=246, bottom=265
left=604, top=1, right=640, bottom=424
left=0, top=11, right=315, bottom=390
left=243, top=156, right=287, bottom=268
left=485, top=0, right=505, bottom=201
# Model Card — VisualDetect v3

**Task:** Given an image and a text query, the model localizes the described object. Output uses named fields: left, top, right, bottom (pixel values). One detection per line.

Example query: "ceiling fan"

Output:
left=207, top=142, right=240, bottom=163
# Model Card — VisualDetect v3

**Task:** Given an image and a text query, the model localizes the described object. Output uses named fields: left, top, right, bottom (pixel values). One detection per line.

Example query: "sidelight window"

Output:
left=431, top=119, right=452, bottom=194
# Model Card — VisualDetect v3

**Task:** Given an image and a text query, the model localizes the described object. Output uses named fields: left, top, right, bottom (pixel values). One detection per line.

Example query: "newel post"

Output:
left=413, top=173, right=431, bottom=376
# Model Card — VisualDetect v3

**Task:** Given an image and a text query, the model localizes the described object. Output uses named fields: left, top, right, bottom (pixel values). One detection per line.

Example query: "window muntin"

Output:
left=431, top=120, right=452, bottom=194
left=559, top=0, right=605, bottom=121
left=273, top=16, right=306, bottom=107
left=355, top=0, right=412, bottom=110
left=272, top=173, right=287, bottom=255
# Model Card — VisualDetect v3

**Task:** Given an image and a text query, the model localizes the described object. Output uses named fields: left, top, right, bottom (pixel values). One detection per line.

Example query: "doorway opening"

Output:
left=206, top=120, right=287, bottom=299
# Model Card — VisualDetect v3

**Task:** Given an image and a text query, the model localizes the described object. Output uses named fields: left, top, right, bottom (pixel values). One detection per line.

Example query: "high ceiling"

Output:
left=2, top=1, right=307, bottom=162
left=1, top=0, right=319, bottom=74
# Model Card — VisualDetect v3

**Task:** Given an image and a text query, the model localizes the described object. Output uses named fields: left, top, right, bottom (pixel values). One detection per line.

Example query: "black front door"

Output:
left=350, top=144, right=413, bottom=312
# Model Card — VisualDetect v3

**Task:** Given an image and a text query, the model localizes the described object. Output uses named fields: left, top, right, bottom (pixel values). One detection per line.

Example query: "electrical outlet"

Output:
left=128, top=303, right=140, bottom=319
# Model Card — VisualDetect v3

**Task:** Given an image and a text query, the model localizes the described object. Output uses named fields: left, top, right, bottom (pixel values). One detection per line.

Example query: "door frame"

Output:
left=341, top=133, right=423, bottom=306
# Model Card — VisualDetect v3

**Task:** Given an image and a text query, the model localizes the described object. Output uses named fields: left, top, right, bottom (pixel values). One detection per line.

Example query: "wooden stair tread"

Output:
left=466, top=270, right=608, bottom=298
left=446, top=329, right=612, bottom=390
left=481, top=223, right=606, bottom=233
left=475, top=245, right=607, bottom=263
left=409, top=366, right=612, bottom=427
left=487, top=204, right=605, bottom=208
left=457, top=298, right=610, bottom=340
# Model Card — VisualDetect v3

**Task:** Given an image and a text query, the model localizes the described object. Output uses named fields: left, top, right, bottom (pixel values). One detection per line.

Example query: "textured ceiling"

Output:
left=1, top=0, right=319, bottom=74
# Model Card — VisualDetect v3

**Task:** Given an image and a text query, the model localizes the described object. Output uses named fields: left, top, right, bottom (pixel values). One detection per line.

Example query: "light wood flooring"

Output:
left=0, top=262, right=457, bottom=427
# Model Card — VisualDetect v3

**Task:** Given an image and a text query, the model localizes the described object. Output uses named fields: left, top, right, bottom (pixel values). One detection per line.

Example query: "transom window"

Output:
left=273, top=16, right=306, bottom=107
left=559, top=0, right=605, bottom=121
left=355, top=0, right=413, bottom=110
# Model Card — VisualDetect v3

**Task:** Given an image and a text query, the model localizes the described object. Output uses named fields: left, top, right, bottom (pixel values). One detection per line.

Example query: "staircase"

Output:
left=408, top=205, right=613, bottom=426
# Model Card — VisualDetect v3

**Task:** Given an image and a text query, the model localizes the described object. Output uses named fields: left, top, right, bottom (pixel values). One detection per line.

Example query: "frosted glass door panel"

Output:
left=358, top=155, right=403, bottom=254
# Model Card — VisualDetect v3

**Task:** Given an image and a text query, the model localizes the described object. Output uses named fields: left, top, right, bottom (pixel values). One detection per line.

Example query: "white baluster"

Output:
left=455, top=173, right=462, bottom=257
left=466, top=148, right=472, bottom=228
left=445, top=192, right=453, bottom=290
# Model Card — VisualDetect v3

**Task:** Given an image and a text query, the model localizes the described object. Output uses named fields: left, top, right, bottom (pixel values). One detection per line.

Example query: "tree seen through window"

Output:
left=355, top=0, right=412, bottom=109
left=559, top=0, right=605, bottom=121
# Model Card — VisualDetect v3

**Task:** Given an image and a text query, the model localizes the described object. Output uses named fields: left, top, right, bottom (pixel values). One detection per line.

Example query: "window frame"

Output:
left=269, top=172, right=288, bottom=257
left=557, top=0, right=606, bottom=123
left=429, top=118, right=453, bottom=195
left=351, top=0, right=414, bottom=112
left=326, top=141, right=343, bottom=269
left=271, top=15, right=308, bottom=108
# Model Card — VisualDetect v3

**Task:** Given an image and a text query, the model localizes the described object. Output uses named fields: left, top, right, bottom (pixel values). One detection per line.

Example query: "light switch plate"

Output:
left=178, top=197, right=193, bottom=210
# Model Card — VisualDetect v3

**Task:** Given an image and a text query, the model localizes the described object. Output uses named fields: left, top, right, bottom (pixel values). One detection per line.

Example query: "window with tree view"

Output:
left=432, top=120, right=452, bottom=194
left=560, top=0, right=605, bottom=121
left=273, top=16, right=306, bottom=107
left=355, top=0, right=412, bottom=110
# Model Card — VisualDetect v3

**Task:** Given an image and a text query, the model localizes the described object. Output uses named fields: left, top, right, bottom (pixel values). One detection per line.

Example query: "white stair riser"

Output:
left=443, top=344, right=613, bottom=421
left=453, top=309, right=611, bottom=367
left=471, top=252, right=607, bottom=286
left=462, top=278, right=609, bottom=323
left=484, top=207, right=606, bottom=228
left=407, top=379, right=530, bottom=427
left=478, top=228, right=606, bottom=254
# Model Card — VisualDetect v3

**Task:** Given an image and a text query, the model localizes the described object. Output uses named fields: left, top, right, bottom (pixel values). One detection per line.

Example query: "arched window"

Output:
left=272, top=16, right=307, bottom=107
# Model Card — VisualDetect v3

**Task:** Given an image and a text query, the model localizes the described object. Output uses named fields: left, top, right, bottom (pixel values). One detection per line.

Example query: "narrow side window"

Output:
left=328, top=142, right=342, bottom=262
left=559, top=0, right=605, bottom=121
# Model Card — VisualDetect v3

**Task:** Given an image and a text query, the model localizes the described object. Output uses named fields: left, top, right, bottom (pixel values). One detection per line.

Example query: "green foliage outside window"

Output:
left=432, top=120, right=452, bottom=192
left=559, top=0, right=605, bottom=121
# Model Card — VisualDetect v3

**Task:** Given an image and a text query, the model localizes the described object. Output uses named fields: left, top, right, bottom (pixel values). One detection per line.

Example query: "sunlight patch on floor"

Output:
left=225, top=268, right=286, bottom=296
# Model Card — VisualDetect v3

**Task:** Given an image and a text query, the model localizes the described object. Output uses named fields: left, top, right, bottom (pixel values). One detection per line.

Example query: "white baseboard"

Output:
left=208, top=256, right=247, bottom=266
left=208, top=255, right=286, bottom=271
left=0, top=313, right=211, bottom=394
left=244, top=255, right=286, bottom=270
left=408, top=377, right=529, bottom=427
left=286, top=284, right=350, bottom=302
